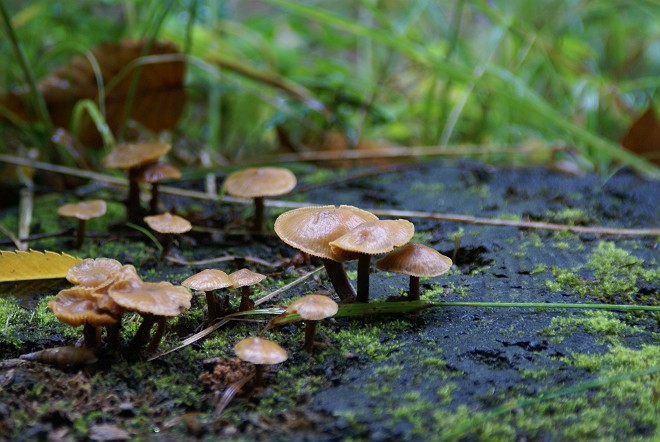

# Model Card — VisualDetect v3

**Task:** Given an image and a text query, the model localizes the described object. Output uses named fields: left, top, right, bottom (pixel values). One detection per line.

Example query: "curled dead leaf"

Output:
left=621, top=105, right=660, bottom=165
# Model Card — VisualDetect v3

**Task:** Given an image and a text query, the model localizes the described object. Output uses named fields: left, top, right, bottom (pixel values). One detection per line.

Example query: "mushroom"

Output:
left=329, top=219, right=415, bottom=303
left=228, top=268, right=266, bottom=311
left=143, top=212, right=192, bottom=260
left=182, top=269, right=233, bottom=320
left=66, top=257, right=122, bottom=289
left=224, top=167, right=297, bottom=234
left=136, top=161, right=182, bottom=214
left=233, top=337, right=288, bottom=387
left=48, top=285, right=120, bottom=348
left=57, top=200, right=107, bottom=248
left=376, top=243, right=453, bottom=301
left=102, top=142, right=171, bottom=223
left=274, top=205, right=379, bottom=301
left=108, top=274, right=191, bottom=353
left=286, top=294, right=338, bottom=353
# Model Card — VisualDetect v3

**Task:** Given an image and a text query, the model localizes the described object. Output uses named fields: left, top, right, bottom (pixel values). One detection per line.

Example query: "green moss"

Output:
left=540, top=311, right=640, bottom=344
left=410, top=181, right=446, bottom=192
left=543, top=208, right=590, bottom=225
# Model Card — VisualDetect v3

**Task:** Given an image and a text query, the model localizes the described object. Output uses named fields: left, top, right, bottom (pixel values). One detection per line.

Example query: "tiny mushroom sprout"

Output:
left=57, top=199, right=107, bottom=248
left=229, top=268, right=267, bottom=311
left=233, top=337, right=288, bottom=387
left=286, top=294, right=338, bottom=353
left=329, top=219, right=415, bottom=303
left=182, top=269, right=233, bottom=320
left=224, top=167, right=297, bottom=234
left=376, top=243, right=453, bottom=301
left=274, top=205, right=379, bottom=301
left=136, top=161, right=182, bottom=214
left=102, top=141, right=171, bottom=222
left=143, top=212, right=192, bottom=260
left=108, top=269, right=191, bottom=353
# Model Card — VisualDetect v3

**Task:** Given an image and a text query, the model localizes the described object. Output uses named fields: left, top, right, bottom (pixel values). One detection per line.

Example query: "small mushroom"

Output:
left=329, top=219, right=414, bottom=303
left=274, top=205, right=379, bottom=301
left=233, top=337, right=288, bottom=387
left=66, top=258, right=122, bottom=289
left=224, top=167, right=296, bottom=234
left=286, top=294, right=338, bottom=353
left=228, top=268, right=266, bottom=311
left=136, top=161, right=182, bottom=214
left=57, top=200, right=107, bottom=248
left=182, top=269, right=233, bottom=320
left=103, top=142, right=171, bottom=223
left=143, top=212, right=192, bottom=260
left=375, top=243, right=453, bottom=301
left=108, top=275, right=191, bottom=353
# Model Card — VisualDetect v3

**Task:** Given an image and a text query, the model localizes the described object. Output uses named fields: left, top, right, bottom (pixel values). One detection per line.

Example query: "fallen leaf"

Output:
left=621, top=105, right=660, bottom=165
left=0, top=250, right=81, bottom=282
left=88, top=424, right=130, bottom=442
left=2, top=39, right=186, bottom=145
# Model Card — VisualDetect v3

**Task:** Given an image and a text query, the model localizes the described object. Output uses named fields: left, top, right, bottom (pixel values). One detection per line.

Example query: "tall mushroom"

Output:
left=182, top=269, right=233, bottom=320
left=286, top=294, right=338, bottom=353
left=329, top=219, right=414, bottom=303
left=136, top=161, right=182, bottom=214
left=57, top=200, right=107, bottom=248
left=102, top=142, right=171, bottom=223
left=233, top=337, right=288, bottom=387
left=376, top=243, right=453, bottom=301
left=143, top=212, right=192, bottom=260
left=274, top=205, right=378, bottom=301
left=224, top=167, right=296, bottom=234
left=229, top=268, right=266, bottom=311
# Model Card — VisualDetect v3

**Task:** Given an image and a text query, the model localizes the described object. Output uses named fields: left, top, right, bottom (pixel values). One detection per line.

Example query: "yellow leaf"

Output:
left=0, top=250, right=82, bottom=283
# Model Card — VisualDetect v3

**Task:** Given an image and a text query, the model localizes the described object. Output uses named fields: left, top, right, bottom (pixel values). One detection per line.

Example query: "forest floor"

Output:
left=0, top=159, right=658, bottom=441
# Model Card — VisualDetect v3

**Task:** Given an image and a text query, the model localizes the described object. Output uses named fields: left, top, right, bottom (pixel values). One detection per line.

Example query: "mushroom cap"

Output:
left=136, top=161, right=181, bottom=183
left=229, top=268, right=266, bottom=288
left=108, top=280, right=191, bottom=317
left=329, top=219, right=415, bottom=255
left=182, top=269, right=232, bottom=291
left=286, top=294, right=338, bottom=320
left=224, top=167, right=296, bottom=199
left=233, top=337, right=288, bottom=365
left=375, top=243, right=453, bottom=277
left=66, top=258, right=122, bottom=289
left=144, top=212, right=192, bottom=234
left=102, top=142, right=171, bottom=169
left=48, top=286, right=119, bottom=326
left=57, top=200, right=107, bottom=220
left=274, top=205, right=379, bottom=262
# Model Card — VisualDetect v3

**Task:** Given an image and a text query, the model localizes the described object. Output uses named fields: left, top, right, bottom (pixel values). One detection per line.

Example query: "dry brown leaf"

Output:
left=0, top=249, right=81, bottom=282
left=2, top=39, right=186, bottom=145
left=621, top=105, right=660, bottom=165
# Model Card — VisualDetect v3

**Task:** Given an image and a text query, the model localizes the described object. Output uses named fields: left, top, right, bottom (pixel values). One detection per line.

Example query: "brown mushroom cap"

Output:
left=48, top=286, right=119, bottom=326
left=182, top=269, right=232, bottom=291
left=329, top=219, right=415, bottom=255
left=66, top=258, right=122, bottom=289
left=274, top=205, right=379, bottom=262
left=136, top=161, right=181, bottom=183
left=375, top=243, right=453, bottom=277
left=144, top=212, right=192, bottom=234
left=57, top=200, right=107, bottom=220
left=224, top=167, right=296, bottom=199
left=286, top=294, right=338, bottom=320
left=233, top=337, right=288, bottom=365
left=108, top=280, right=192, bottom=317
left=229, top=268, right=266, bottom=288
left=102, top=142, right=171, bottom=169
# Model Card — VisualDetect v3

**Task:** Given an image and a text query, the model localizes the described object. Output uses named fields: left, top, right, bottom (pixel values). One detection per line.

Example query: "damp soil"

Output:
left=0, top=160, right=658, bottom=441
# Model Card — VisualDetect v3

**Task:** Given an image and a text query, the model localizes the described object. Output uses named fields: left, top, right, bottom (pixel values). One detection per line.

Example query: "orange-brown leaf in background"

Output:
left=1, top=39, right=186, bottom=145
left=621, top=105, right=660, bottom=165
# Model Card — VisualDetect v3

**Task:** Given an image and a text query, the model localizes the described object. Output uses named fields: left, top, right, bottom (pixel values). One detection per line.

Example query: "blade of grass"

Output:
left=70, top=99, right=115, bottom=149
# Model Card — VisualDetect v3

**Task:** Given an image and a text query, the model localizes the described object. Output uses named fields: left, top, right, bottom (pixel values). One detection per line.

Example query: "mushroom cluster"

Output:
left=48, top=258, right=191, bottom=354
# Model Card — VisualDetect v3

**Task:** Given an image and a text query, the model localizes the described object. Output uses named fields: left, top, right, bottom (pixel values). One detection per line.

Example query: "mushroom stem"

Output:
left=304, top=320, right=318, bottom=353
left=146, top=317, right=167, bottom=353
left=159, top=235, right=171, bottom=260
left=129, top=313, right=158, bottom=352
left=82, top=324, right=99, bottom=348
left=355, top=254, right=372, bottom=303
left=106, top=321, right=122, bottom=350
left=253, top=196, right=265, bottom=233
left=409, top=276, right=421, bottom=301
left=238, top=286, right=254, bottom=312
left=205, top=290, right=220, bottom=319
left=127, top=167, right=143, bottom=223
left=75, top=219, right=86, bottom=249
left=254, top=365, right=265, bottom=387
left=321, top=258, right=357, bottom=302
left=149, top=183, right=160, bottom=214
